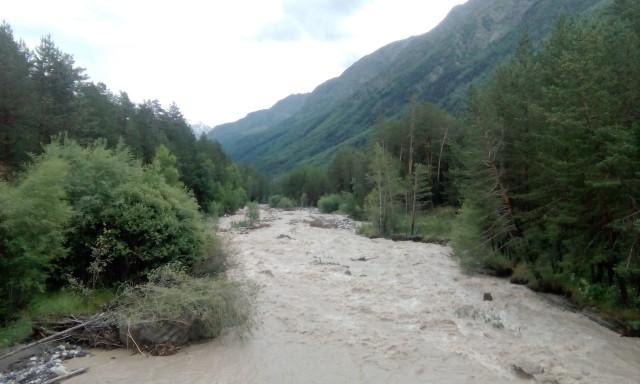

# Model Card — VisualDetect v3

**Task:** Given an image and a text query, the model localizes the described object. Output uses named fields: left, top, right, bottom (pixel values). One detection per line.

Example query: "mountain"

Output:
left=190, top=122, right=214, bottom=136
left=208, top=0, right=610, bottom=176
left=208, top=93, right=308, bottom=149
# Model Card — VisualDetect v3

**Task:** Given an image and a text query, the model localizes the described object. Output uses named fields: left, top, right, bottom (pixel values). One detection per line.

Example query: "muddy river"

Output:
left=67, top=209, right=640, bottom=383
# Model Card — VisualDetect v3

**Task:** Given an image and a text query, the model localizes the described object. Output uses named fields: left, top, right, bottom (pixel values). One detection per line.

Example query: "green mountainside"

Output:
left=208, top=0, right=610, bottom=175
left=210, top=93, right=308, bottom=148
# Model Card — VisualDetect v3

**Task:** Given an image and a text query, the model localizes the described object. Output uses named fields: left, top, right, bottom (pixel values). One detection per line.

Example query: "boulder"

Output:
left=119, top=313, right=208, bottom=347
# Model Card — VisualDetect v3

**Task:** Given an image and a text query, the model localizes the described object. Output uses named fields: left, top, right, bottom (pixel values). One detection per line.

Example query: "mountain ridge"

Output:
left=208, top=0, right=610, bottom=175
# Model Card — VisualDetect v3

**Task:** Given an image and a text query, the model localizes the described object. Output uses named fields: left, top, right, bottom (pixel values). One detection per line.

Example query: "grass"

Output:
left=0, top=317, right=33, bottom=350
left=231, top=220, right=249, bottom=228
left=28, top=290, right=115, bottom=317
left=0, top=289, right=116, bottom=350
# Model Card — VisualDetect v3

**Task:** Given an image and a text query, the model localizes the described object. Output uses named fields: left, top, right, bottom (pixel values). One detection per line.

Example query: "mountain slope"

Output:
left=209, top=0, right=610, bottom=175
left=208, top=93, right=308, bottom=148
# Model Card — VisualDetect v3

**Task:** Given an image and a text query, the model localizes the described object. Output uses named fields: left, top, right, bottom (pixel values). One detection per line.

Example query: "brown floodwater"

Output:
left=66, top=209, right=640, bottom=383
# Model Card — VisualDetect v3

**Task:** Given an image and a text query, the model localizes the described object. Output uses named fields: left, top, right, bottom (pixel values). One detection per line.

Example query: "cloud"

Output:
left=256, top=0, right=371, bottom=41
left=255, top=16, right=304, bottom=42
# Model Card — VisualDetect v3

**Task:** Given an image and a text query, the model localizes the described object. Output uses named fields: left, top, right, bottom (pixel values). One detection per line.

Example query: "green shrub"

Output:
left=356, top=223, right=377, bottom=237
left=338, top=192, right=365, bottom=220
left=223, top=187, right=248, bottom=214
left=318, top=193, right=341, bottom=213
left=0, top=157, right=73, bottom=319
left=269, top=195, right=282, bottom=208
left=115, top=264, right=256, bottom=340
left=231, top=220, right=249, bottom=228
left=0, top=138, right=211, bottom=322
left=46, top=139, right=205, bottom=286
left=189, top=232, right=234, bottom=277
left=276, top=196, right=295, bottom=210
left=245, top=202, right=260, bottom=226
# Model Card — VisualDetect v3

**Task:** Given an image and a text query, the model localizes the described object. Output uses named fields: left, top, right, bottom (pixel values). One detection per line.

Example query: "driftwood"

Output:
left=42, top=367, right=89, bottom=384
left=143, top=343, right=181, bottom=356
left=34, top=312, right=122, bottom=349
left=350, top=256, right=378, bottom=262
left=0, top=315, right=102, bottom=362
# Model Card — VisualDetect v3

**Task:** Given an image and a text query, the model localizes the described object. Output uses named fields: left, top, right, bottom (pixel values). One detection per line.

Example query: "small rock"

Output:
left=483, top=292, right=493, bottom=301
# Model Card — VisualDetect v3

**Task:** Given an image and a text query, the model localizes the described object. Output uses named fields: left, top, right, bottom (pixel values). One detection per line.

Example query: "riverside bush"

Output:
left=318, top=193, right=341, bottom=213
left=0, top=138, right=208, bottom=322
left=245, top=202, right=260, bottom=226
left=115, top=263, right=256, bottom=341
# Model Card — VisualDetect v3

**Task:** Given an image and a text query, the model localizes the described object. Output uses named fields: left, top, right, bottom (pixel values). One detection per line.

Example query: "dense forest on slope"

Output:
left=454, top=2, right=640, bottom=327
left=209, top=0, right=610, bottom=176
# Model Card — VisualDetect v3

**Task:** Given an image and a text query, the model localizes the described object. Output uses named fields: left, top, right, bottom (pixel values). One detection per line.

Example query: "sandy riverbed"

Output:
left=67, top=208, right=640, bottom=383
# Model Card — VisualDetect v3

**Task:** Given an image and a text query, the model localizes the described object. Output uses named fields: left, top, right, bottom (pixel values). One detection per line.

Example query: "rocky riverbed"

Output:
left=0, top=343, right=89, bottom=384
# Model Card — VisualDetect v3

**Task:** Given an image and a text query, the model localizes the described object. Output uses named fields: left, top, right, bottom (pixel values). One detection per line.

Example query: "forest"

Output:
left=1, top=0, right=639, bottom=344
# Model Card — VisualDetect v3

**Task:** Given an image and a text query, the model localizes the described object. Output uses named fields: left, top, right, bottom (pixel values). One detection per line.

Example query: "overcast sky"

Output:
left=4, top=0, right=466, bottom=128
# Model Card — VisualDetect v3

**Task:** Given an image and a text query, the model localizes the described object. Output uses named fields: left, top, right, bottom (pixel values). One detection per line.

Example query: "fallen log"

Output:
left=43, top=367, right=89, bottom=384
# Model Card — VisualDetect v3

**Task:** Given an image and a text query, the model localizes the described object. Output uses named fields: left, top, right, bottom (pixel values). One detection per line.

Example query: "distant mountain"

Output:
left=207, top=93, right=308, bottom=148
left=191, top=122, right=213, bottom=136
left=208, top=0, right=610, bottom=176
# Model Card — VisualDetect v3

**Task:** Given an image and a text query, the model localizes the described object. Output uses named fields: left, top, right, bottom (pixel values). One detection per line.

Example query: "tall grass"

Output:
left=1, top=289, right=115, bottom=349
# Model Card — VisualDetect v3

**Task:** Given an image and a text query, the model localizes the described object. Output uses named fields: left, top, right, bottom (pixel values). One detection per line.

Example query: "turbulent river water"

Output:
left=67, top=209, right=640, bottom=383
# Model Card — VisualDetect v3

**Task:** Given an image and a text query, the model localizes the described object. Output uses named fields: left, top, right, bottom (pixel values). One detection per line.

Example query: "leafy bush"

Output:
left=190, top=233, right=235, bottom=277
left=276, top=196, right=295, bottom=210
left=44, top=140, right=206, bottom=287
left=0, top=157, right=73, bottom=319
left=92, top=178, right=204, bottom=282
left=245, top=202, right=260, bottom=226
left=222, top=187, right=248, bottom=214
left=317, top=193, right=341, bottom=213
left=0, top=138, right=210, bottom=322
left=268, top=195, right=282, bottom=208
left=356, top=222, right=377, bottom=237
left=338, top=192, right=365, bottom=220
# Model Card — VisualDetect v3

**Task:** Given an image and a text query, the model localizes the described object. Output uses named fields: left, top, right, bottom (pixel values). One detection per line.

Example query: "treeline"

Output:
left=0, top=22, right=268, bottom=212
left=455, top=1, right=640, bottom=317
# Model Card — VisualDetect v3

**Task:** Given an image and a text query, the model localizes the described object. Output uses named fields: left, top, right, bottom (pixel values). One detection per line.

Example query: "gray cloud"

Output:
left=255, top=0, right=370, bottom=42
